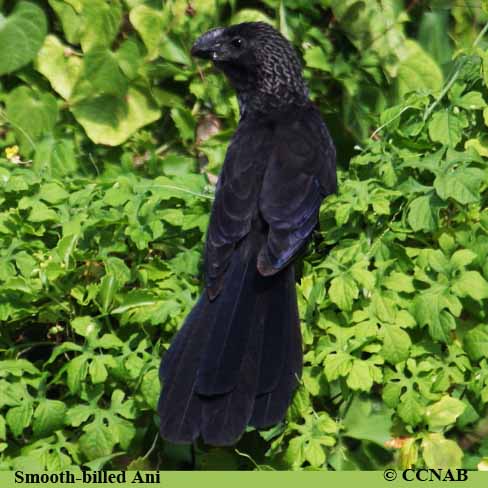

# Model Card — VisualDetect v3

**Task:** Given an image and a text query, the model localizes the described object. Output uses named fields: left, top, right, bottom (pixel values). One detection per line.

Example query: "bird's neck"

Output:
left=237, top=81, right=309, bottom=116
left=218, top=58, right=309, bottom=116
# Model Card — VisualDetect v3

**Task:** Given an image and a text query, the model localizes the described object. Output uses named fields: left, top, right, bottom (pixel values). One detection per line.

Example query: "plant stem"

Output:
left=424, top=21, right=488, bottom=121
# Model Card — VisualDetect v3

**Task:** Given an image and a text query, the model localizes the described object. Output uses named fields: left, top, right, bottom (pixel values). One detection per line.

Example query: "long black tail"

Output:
left=158, top=246, right=302, bottom=446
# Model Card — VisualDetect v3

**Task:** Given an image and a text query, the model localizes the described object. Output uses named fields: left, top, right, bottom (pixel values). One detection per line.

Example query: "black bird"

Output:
left=158, top=22, right=337, bottom=446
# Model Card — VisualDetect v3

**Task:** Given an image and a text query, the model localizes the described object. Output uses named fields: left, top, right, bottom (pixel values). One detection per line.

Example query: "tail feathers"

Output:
left=250, top=266, right=301, bottom=428
left=256, top=267, right=294, bottom=394
left=201, top=298, right=265, bottom=445
left=250, top=291, right=302, bottom=428
left=159, top=306, right=193, bottom=381
left=158, top=256, right=302, bottom=446
left=195, top=256, right=257, bottom=396
left=158, top=295, right=210, bottom=443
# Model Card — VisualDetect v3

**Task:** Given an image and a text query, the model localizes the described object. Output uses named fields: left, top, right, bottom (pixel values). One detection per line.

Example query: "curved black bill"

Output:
left=191, top=27, right=225, bottom=59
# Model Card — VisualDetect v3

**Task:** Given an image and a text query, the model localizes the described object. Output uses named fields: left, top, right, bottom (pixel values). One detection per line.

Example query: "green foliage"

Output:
left=1, top=0, right=488, bottom=472
left=0, top=1, right=47, bottom=76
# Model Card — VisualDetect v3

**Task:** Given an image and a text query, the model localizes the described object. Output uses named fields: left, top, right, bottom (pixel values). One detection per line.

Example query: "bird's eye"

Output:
left=231, top=37, right=243, bottom=49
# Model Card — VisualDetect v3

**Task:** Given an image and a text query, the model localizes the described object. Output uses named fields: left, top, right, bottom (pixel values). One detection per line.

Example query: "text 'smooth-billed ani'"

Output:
left=158, top=22, right=337, bottom=446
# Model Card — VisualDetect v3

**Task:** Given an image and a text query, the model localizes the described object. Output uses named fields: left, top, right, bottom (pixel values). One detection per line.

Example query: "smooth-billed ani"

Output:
left=158, top=22, right=337, bottom=446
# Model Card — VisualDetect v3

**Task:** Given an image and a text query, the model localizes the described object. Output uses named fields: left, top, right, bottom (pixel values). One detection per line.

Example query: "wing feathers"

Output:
left=258, top=106, right=336, bottom=275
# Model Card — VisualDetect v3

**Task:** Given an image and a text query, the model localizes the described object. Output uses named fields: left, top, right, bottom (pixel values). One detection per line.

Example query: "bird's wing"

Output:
left=204, top=120, right=271, bottom=298
left=258, top=106, right=336, bottom=275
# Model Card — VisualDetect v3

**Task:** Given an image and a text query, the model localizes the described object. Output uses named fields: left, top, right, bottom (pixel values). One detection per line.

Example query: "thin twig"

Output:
left=88, top=153, right=100, bottom=176
left=370, top=105, right=415, bottom=140
left=142, top=433, right=159, bottom=460
left=150, top=184, right=214, bottom=200
left=235, top=449, right=262, bottom=471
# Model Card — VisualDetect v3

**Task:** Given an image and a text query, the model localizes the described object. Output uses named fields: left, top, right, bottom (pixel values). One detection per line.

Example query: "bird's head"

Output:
left=191, top=22, right=308, bottom=114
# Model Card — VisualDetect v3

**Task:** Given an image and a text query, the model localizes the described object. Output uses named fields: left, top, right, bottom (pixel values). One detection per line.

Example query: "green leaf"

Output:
left=140, top=369, right=159, bottom=411
left=104, top=257, right=131, bottom=287
left=65, top=404, right=93, bottom=427
left=115, top=39, right=142, bottom=80
left=39, top=182, right=69, bottom=204
left=103, top=181, right=132, bottom=206
left=5, top=86, right=58, bottom=154
left=15, top=251, right=37, bottom=277
left=0, top=359, right=40, bottom=377
left=428, top=249, right=450, bottom=274
left=397, top=40, right=443, bottom=97
left=159, top=154, right=195, bottom=176
left=71, top=316, right=99, bottom=338
left=111, top=290, right=158, bottom=315
left=98, top=274, right=117, bottom=313
left=304, top=439, right=326, bottom=467
left=456, top=91, right=487, bottom=110
left=324, top=352, right=353, bottom=381
left=82, top=47, right=128, bottom=97
left=124, top=354, right=144, bottom=379
left=418, top=11, right=452, bottom=67
left=408, top=195, right=439, bottom=232
left=79, top=0, right=122, bottom=52
left=414, top=291, right=456, bottom=342
left=33, top=137, right=77, bottom=177
left=329, top=273, right=358, bottom=311
left=79, top=423, right=115, bottom=461
left=284, top=436, right=305, bottom=469
left=6, top=402, right=33, bottom=437
left=83, top=452, right=126, bottom=471
left=425, top=396, right=465, bottom=431
left=343, top=397, right=393, bottom=446
left=450, top=249, right=477, bottom=269
left=465, top=138, right=488, bottom=158
left=28, top=201, right=58, bottom=222
left=397, top=390, right=424, bottom=426
left=330, top=0, right=408, bottom=77
left=171, top=108, right=196, bottom=143
left=108, top=415, right=135, bottom=450
left=66, top=355, right=89, bottom=394
left=0, top=1, right=47, bottom=75
left=89, top=356, right=108, bottom=384
left=346, top=360, right=373, bottom=391
left=383, top=272, right=415, bottom=293
left=33, top=400, right=66, bottom=438
left=35, top=35, right=82, bottom=100
left=71, top=86, right=160, bottom=146
left=381, top=325, right=411, bottom=364
left=0, top=416, right=6, bottom=441
left=97, top=334, right=124, bottom=350
left=47, top=0, right=81, bottom=45
left=159, top=36, right=191, bottom=65
left=304, top=46, right=330, bottom=72
left=428, top=109, right=468, bottom=147
left=399, top=437, right=419, bottom=470
left=464, top=324, right=488, bottom=361
left=46, top=449, right=72, bottom=471
left=372, top=293, right=396, bottom=323
left=452, top=271, right=488, bottom=301
left=434, top=167, right=483, bottom=204
left=279, top=0, right=291, bottom=41
left=422, top=433, right=463, bottom=469
left=129, top=4, right=165, bottom=60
